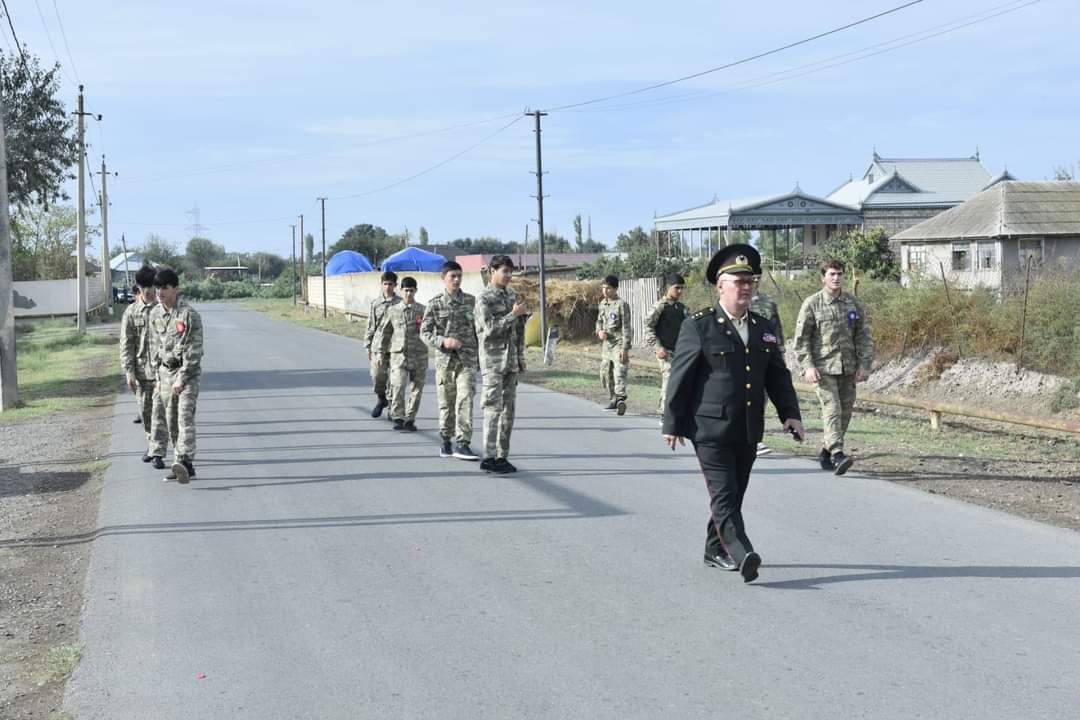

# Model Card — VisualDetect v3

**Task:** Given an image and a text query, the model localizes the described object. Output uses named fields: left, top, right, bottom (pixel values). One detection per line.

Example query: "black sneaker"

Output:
left=439, top=439, right=453, bottom=458
left=452, top=444, right=479, bottom=461
left=479, top=458, right=497, bottom=472
left=133, top=415, right=142, bottom=424
left=616, top=398, right=627, bottom=416
left=167, top=460, right=196, bottom=484
left=370, top=396, right=387, bottom=418
left=602, top=400, right=617, bottom=412
left=402, top=420, right=417, bottom=432
left=495, top=458, right=517, bottom=473
left=832, top=451, right=854, bottom=476
left=392, top=418, right=405, bottom=431
left=818, top=449, right=835, bottom=471
left=151, top=456, right=165, bottom=470
left=141, top=453, right=153, bottom=463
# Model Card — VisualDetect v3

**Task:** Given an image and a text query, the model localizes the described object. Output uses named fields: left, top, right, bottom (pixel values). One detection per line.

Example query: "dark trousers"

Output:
left=693, top=442, right=757, bottom=564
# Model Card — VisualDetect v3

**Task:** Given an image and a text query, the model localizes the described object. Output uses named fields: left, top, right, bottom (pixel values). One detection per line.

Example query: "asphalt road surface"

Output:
left=64, top=303, right=1080, bottom=719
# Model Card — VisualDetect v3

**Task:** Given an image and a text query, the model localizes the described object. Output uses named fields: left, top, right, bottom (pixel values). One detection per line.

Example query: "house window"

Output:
left=907, top=247, right=927, bottom=271
left=951, top=242, right=970, bottom=271
left=811, top=227, right=818, bottom=245
left=1019, top=238, right=1043, bottom=267
left=977, top=242, right=996, bottom=270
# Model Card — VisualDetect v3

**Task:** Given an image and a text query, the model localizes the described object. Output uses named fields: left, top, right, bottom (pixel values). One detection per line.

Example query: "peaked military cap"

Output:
left=706, top=243, right=761, bottom=284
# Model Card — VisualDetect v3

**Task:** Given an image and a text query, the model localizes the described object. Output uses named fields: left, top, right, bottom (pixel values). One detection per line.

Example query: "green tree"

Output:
left=1, top=51, right=78, bottom=208
left=331, top=223, right=395, bottom=263
left=450, top=237, right=517, bottom=254
left=10, top=204, right=78, bottom=280
left=757, top=228, right=802, bottom=269
left=139, top=234, right=183, bottom=270
left=573, top=214, right=583, bottom=251
left=543, top=233, right=572, bottom=253
left=185, top=237, right=226, bottom=279
left=818, top=226, right=900, bottom=282
left=615, top=226, right=651, bottom=254
left=419, top=226, right=430, bottom=245
left=580, top=238, right=607, bottom=253
left=304, top=233, right=315, bottom=263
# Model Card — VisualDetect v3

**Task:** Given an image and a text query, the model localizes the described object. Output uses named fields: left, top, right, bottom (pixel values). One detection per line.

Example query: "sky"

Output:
left=5, top=0, right=1079, bottom=257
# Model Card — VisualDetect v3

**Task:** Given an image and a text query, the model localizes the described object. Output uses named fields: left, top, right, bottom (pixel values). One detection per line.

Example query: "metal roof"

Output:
left=655, top=187, right=858, bottom=229
left=893, top=181, right=1080, bottom=241
left=827, top=153, right=994, bottom=209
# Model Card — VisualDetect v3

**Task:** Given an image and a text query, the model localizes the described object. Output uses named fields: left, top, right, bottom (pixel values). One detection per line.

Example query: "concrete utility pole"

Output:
left=120, top=234, right=132, bottom=290
left=318, top=198, right=327, bottom=318
left=299, top=213, right=306, bottom=303
left=290, top=224, right=297, bottom=306
left=98, top=156, right=116, bottom=310
left=0, top=98, right=19, bottom=409
left=76, top=86, right=86, bottom=332
left=529, top=110, right=549, bottom=352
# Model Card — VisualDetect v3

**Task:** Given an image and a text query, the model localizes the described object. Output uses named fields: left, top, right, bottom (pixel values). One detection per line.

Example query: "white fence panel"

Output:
left=619, top=276, right=660, bottom=347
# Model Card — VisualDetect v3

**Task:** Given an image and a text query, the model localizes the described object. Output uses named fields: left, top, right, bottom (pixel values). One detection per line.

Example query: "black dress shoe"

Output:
left=495, top=458, right=517, bottom=473
left=819, top=448, right=835, bottom=471
left=704, top=551, right=738, bottom=571
left=402, top=420, right=417, bottom=432
left=740, top=552, right=762, bottom=583
left=371, top=396, right=387, bottom=418
left=151, top=456, right=165, bottom=470
left=392, top=418, right=405, bottom=430
left=133, top=416, right=142, bottom=424
left=832, top=451, right=854, bottom=476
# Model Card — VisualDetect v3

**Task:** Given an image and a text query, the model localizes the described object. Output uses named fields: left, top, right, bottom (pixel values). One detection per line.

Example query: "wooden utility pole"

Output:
left=120, top=234, right=132, bottom=290
left=76, top=86, right=86, bottom=331
left=0, top=97, right=18, bottom=408
left=299, top=213, right=306, bottom=303
left=529, top=110, right=549, bottom=351
left=290, top=224, right=297, bottom=306
left=319, top=198, right=327, bottom=318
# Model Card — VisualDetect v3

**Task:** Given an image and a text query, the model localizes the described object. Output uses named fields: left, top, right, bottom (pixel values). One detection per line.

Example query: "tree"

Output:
left=10, top=204, right=78, bottom=280
left=418, top=226, right=429, bottom=245
left=450, top=237, right=517, bottom=254
left=615, top=226, right=651, bottom=254
left=543, top=233, right=572, bottom=253
left=139, top=234, right=183, bottom=270
left=573, top=214, right=583, bottom=251
left=580, top=238, right=607, bottom=253
left=185, top=237, right=226, bottom=279
left=818, top=226, right=900, bottom=281
left=330, top=223, right=395, bottom=263
left=757, top=228, right=803, bottom=269
left=304, top=233, right=315, bottom=263
left=1052, top=162, right=1077, bottom=181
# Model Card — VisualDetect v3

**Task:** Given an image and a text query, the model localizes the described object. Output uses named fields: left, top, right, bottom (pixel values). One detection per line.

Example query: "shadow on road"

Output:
left=0, top=469, right=91, bottom=498
left=756, top=563, right=1080, bottom=590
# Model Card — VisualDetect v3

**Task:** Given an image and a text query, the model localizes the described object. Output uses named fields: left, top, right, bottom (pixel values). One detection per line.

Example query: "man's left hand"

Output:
left=855, top=367, right=871, bottom=383
left=783, top=418, right=806, bottom=442
left=663, top=434, right=685, bottom=451
left=172, top=381, right=185, bottom=395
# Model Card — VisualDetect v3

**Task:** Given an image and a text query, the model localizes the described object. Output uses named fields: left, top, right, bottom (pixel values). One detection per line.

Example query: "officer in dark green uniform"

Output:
left=661, top=244, right=805, bottom=583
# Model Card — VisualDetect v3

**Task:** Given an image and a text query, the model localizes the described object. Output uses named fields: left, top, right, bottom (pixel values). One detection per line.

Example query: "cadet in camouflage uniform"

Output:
left=643, top=273, right=687, bottom=417
left=475, top=255, right=528, bottom=474
left=147, top=269, right=204, bottom=485
left=380, top=276, right=428, bottom=432
left=364, top=271, right=401, bottom=418
left=595, top=274, right=632, bottom=415
left=750, top=275, right=784, bottom=456
left=794, top=259, right=874, bottom=475
left=120, top=266, right=166, bottom=461
left=420, top=261, right=480, bottom=461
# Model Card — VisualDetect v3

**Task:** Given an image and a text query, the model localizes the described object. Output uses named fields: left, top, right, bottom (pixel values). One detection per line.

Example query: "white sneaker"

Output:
left=756, top=443, right=772, bottom=457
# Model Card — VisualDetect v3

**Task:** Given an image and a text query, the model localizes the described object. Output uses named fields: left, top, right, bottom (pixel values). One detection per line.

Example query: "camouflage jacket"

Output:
left=794, top=289, right=873, bottom=376
left=149, top=298, right=204, bottom=383
left=364, top=294, right=401, bottom=354
left=420, top=289, right=479, bottom=369
left=596, top=297, right=632, bottom=360
left=120, top=296, right=156, bottom=379
left=643, top=298, right=688, bottom=352
left=380, top=301, right=429, bottom=370
left=750, top=291, right=785, bottom=350
left=475, top=284, right=526, bottom=375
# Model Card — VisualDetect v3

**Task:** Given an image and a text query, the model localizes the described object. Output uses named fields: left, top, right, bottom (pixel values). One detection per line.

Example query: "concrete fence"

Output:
left=305, top=271, right=487, bottom=319
left=13, top=275, right=108, bottom=318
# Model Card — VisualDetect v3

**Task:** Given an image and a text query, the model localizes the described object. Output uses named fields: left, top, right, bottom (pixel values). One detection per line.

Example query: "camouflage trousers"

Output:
left=436, top=356, right=476, bottom=444
left=390, top=362, right=427, bottom=422
left=815, top=373, right=857, bottom=453
left=133, top=376, right=159, bottom=453
left=150, top=367, right=200, bottom=461
left=370, top=351, right=393, bottom=398
left=481, top=371, right=518, bottom=460
left=600, top=357, right=629, bottom=400
left=656, top=357, right=673, bottom=414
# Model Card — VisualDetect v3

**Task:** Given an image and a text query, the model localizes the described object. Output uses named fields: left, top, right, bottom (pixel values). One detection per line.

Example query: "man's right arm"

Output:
left=793, top=297, right=816, bottom=370
left=119, top=308, right=136, bottom=375
left=642, top=300, right=662, bottom=347
left=420, top=300, right=444, bottom=351
left=363, top=299, right=377, bottom=350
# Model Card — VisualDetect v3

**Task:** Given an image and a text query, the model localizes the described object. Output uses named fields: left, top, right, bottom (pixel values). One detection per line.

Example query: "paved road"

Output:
left=64, top=303, right=1080, bottom=719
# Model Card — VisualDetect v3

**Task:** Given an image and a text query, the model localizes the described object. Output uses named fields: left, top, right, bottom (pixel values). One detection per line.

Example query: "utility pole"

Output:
left=120, top=233, right=132, bottom=290
left=318, top=198, right=327, bottom=318
left=73, top=86, right=101, bottom=332
left=529, top=110, right=549, bottom=352
left=98, top=156, right=117, bottom=311
left=290, top=224, right=297, bottom=306
left=0, top=97, right=19, bottom=409
left=299, top=213, right=306, bottom=303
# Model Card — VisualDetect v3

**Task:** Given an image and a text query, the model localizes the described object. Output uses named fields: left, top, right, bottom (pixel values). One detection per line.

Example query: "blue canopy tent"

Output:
left=380, top=247, right=446, bottom=272
left=325, top=250, right=375, bottom=275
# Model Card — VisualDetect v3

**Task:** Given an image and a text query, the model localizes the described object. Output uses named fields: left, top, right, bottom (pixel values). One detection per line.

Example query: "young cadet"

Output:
left=595, top=274, right=632, bottom=415
left=475, top=254, right=528, bottom=474
left=381, top=276, right=428, bottom=432
left=750, top=274, right=785, bottom=457
left=147, top=269, right=204, bottom=485
left=420, top=261, right=480, bottom=461
left=662, top=244, right=804, bottom=584
left=119, top=265, right=164, bottom=461
left=794, top=259, right=874, bottom=475
left=364, top=271, right=401, bottom=418
left=643, top=273, right=688, bottom=419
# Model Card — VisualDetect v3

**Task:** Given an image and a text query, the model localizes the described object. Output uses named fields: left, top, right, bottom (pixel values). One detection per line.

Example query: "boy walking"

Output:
left=596, top=274, right=632, bottom=415
left=475, top=255, right=528, bottom=474
left=120, top=265, right=165, bottom=462
left=381, top=277, right=428, bottom=432
left=364, top=271, right=400, bottom=418
left=643, top=273, right=687, bottom=418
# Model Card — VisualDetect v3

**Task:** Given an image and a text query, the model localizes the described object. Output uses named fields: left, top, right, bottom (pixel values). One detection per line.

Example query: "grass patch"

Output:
left=48, top=712, right=75, bottom=720
left=43, top=643, right=82, bottom=683
left=1050, top=378, right=1080, bottom=414
left=3, top=321, right=121, bottom=422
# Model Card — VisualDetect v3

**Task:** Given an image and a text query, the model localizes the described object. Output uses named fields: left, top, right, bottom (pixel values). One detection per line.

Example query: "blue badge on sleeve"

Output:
left=847, top=310, right=858, bottom=326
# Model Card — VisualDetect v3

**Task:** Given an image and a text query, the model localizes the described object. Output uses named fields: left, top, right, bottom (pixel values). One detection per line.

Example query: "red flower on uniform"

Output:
left=176, top=320, right=187, bottom=333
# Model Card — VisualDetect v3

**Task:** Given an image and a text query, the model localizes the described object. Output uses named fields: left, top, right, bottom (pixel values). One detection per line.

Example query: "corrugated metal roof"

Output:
left=893, top=181, right=1080, bottom=241
left=827, top=154, right=994, bottom=209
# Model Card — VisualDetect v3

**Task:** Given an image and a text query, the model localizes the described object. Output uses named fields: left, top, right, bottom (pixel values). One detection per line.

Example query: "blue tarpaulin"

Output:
left=325, top=250, right=375, bottom=275
left=380, top=247, right=446, bottom=272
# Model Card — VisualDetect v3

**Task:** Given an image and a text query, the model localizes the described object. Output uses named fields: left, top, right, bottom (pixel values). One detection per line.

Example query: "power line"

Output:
left=0, top=0, right=29, bottom=67
left=327, top=115, right=524, bottom=201
left=33, top=0, right=75, bottom=84
left=49, top=0, right=80, bottom=83
left=542, top=0, right=927, bottom=113
left=568, top=0, right=1039, bottom=115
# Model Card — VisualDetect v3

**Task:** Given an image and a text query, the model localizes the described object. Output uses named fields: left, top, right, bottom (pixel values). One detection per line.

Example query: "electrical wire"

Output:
left=33, top=0, right=75, bottom=84
left=566, top=0, right=1039, bottom=115
left=541, top=0, right=926, bottom=112
left=49, top=0, right=79, bottom=83
left=0, top=0, right=29, bottom=67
